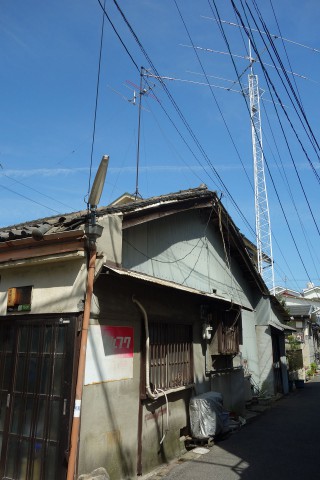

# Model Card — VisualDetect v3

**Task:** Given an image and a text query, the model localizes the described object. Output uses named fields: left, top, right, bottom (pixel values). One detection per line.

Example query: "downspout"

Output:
left=67, top=236, right=99, bottom=480
left=133, top=297, right=172, bottom=456
left=132, top=296, right=158, bottom=400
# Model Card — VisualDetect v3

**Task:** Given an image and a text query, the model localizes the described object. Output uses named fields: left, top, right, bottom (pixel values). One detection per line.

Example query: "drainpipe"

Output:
left=132, top=296, right=158, bottom=400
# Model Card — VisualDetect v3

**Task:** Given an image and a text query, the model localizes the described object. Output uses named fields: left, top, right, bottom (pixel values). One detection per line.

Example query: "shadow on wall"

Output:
left=80, top=328, right=134, bottom=480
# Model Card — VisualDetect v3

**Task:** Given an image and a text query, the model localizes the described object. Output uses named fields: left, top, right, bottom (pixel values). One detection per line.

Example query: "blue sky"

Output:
left=1, top=0, right=320, bottom=291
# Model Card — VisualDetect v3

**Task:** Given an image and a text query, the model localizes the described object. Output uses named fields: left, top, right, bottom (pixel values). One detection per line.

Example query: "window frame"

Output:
left=148, top=321, right=194, bottom=393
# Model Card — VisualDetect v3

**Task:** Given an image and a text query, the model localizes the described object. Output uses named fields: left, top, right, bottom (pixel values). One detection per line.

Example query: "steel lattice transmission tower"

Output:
left=248, top=69, right=275, bottom=291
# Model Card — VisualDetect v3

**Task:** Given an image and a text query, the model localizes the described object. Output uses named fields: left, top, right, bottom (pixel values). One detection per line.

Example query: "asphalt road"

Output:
left=159, top=377, right=320, bottom=480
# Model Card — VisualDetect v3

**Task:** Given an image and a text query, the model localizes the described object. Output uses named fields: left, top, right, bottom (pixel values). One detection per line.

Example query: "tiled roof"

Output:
left=0, top=185, right=215, bottom=242
left=0, top=185, right=272, bottom=298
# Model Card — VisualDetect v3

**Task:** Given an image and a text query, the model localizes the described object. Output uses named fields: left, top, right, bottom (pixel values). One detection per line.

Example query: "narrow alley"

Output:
left=149, top=378, right=320, bottom=480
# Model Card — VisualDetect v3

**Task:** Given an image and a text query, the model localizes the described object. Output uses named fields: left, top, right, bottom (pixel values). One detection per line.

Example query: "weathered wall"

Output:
left=78, top=273, right=218, bottom=479
left=122, top=210, right=254, bottom=310
left=210, top=369, right=245, bottom=414
left=240, top=309, right=260, bottom=397
left=0, top=214, right=122, bottom=316
left=95, top=214, right=122, bottom=271
left=0, top=256, right=87, bottom=315
left=256, top=325, right=274, bottom=396
left=270, top=304, right=289, bottom=394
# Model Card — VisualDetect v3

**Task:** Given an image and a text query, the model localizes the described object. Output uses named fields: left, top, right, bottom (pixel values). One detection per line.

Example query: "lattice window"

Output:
left=149, top=323, right=193, bottom=391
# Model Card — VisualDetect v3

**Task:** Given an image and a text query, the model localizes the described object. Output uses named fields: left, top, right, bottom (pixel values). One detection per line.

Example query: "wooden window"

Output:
left=7, top=286, right=32, bottom=312
left=149, top=323, right=193, bottom=391
left=215, top=310, right=241, bottom=355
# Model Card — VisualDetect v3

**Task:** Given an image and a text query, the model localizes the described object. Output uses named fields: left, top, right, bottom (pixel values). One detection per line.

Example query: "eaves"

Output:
left=103, top=263, right=254, bottom=312
left=0, top=230, right=86, bottom=264
left=122, top=197, right=214, bottom=229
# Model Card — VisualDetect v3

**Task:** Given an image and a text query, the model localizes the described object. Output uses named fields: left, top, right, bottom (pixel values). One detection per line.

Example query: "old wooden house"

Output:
left=0, top=185, right=290, bottom=479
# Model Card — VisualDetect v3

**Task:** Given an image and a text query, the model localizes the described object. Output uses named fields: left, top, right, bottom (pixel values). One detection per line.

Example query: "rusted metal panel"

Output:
left=104, top=264, right=252, bottom=311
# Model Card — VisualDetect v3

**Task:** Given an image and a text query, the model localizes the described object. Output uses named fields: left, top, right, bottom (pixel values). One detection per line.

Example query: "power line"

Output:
left=0, top=171, right=77, bottom=211
left=203, top=16, right=320, bottom=53
left=268, top=0, right=305, bottom=110
left=226, top=0, right=320, bottom=186
left=0, top=184, right=61, bottom=215
left=87, top=0, right=106, bottom=206
left=211, top=0, right=314, bottom=284
left=101, top=0, right=316, bottom=287
left=248, top=0, right=320, bottom=161
left=104, top=0, right=257, bottom=239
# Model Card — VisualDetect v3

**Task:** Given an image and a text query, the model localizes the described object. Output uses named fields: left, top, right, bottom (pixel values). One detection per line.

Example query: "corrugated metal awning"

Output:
left=269, top=319, right=296, bottom=332
left=103, top=264, right=253, bottom=311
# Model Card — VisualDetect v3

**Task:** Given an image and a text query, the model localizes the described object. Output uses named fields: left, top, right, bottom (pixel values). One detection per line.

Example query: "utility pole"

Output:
left=248, top=42, right=275, bottom=291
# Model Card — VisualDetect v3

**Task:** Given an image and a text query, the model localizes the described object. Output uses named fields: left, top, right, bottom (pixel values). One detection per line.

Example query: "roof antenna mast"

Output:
left=248, top=40, right=275, bottom=291
left=134, top=66, right=145, bottom=200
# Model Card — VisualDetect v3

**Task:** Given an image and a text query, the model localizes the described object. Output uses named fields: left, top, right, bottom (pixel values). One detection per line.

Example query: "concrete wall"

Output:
left=240, top=309, right=260, bottom=397
left=78, top=273, right=226, bottom=479
left=210, top=369, right=245, bottom=414
left=256, top=325, right=274, bottom=396
left=95, top=214, right=122, bottom=271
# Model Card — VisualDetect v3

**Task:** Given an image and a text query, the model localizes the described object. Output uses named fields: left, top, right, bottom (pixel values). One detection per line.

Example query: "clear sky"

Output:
left=1, top=0, right=320, bottom=292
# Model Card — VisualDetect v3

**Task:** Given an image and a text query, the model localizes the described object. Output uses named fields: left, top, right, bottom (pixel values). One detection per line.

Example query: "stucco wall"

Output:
left=78, top=274, right=204, bottom=479
left=240, top=309, right=260, bottom=397
left=0, top=256, right=87, bottom=315
left=0, top=214, right=122, bottom=316
left=256, top=325, right=274, bottom=396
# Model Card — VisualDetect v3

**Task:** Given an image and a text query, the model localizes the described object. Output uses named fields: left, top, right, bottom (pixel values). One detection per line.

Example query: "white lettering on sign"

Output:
left=113, top=336, right=131, bottom=349
left=85, top=326, right=134, bottom=385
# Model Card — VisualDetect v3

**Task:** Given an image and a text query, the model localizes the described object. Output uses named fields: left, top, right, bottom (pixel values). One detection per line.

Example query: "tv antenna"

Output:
left=130, top=66, right=158, bottom=200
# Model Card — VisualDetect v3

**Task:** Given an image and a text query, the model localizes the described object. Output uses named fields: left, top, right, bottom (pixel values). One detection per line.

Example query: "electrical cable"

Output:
left=97, top=0, right=139, bottom=72
left=102, top=0, right=315, bottom=287
left=0, top=184, right=61, bottom=215
left=124, top=202, right=216, bottom=266
left=211, top=0, right=314, bottom=284
left=144, top=96, right=208, bottom=187
left=237, top=0, right=320, bottom=178
left=86, top=0, right=107, bottom=206
left=231, top=0, right=320, bottom=239
left=174, top=0, right=254, bottom=192
left=95, top=2, right=225, bottom=202
left=0, top=171, right=77, bottom=212
left=261, top=101, right=320, bottom=277
left=207, top=17, right=320, bottom=54
left=268, top=0, right=304, bottom=111
left=108, top=0, right=257, bottom=239
left=250, top=0, right=320, bottom=158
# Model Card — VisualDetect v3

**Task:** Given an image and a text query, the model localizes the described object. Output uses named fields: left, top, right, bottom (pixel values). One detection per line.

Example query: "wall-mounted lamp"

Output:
left=88, top=155, right=109, bottom=211
left=86, top=155, right=109, bottom=246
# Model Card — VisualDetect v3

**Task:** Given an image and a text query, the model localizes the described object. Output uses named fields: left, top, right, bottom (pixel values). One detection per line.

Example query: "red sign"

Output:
left=102, top=326, right=134, bottom=358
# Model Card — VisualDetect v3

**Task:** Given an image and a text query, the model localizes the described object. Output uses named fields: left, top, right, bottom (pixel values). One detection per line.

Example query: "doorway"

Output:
left=0, top=315, right=79, bottom=479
